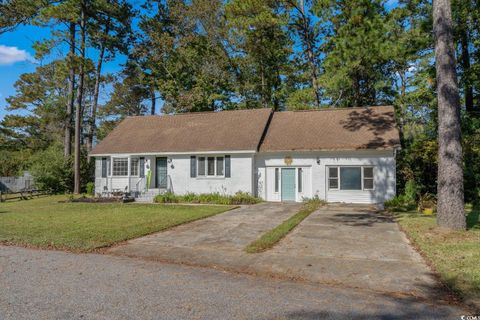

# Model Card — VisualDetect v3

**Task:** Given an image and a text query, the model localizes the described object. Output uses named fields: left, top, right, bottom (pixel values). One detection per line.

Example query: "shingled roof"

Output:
left=90, top=108, right=272, bottom=155
left=90, top=106, right=400, bottom=155
left=259, top=106, right=400, bottom=152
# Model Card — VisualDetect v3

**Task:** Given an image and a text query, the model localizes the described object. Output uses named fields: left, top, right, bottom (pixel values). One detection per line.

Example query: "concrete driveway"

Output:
left=109, top=203, right=444, bottom=301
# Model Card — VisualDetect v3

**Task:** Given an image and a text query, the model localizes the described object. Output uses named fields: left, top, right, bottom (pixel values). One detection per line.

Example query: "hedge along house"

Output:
left=89, top=106, right=400, bottom=204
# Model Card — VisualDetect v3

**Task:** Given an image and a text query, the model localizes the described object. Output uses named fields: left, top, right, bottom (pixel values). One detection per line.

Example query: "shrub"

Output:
left=404, top=180, right=418, bottom=204
left=86, top=182, right=95, bottom=196
left=154, top=191, right=261, bottom=205
left=417, top=193, right=437, bottom=213
left=384, top=195, right=410, bottom=211
left=230, top=191, right=262, bottom=205
left=154, top=192, right=181, bottom=203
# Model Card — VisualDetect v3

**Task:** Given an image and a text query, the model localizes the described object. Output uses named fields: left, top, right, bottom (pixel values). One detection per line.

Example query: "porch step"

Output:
left=134, top=189, right=166, bottom=203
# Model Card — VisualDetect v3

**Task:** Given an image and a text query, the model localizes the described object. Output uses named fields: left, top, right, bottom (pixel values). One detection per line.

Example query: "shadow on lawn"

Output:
left=467, top=202, right=479, bottom=230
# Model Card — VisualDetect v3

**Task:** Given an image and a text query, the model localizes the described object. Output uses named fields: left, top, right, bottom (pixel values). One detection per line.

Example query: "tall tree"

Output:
left=433, top=0, right=465, bottom=229
left=314, top=0, right=395, bottom=107
left=226, top=0, right=292, bottom=109
left=85, top=0, right=132, bottom=151
left=73, top=0, right=87, bottom=194
left=285, top=0, right=321, bottom=107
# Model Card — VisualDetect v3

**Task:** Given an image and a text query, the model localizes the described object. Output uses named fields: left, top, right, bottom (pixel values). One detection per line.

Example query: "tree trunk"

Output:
left=459, top=28, right=474, bottom=113
left=433, top=0, right=465, bottom=230
left=150, top=84, right=156, bottom=115
left=64, top=22, right=76, bottom=158
left=74, top=2, right=86, bottom=194
left=87, top=20, right=110, bottom=152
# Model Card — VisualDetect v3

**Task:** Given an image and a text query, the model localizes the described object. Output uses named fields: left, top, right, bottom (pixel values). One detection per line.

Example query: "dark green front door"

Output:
left=156, top=157, right=168, bottom=188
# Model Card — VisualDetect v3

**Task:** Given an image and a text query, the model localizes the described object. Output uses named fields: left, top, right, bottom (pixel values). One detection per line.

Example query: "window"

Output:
left=275, top=168, right=279, bottom=193
left=328, top=166, right=374, bottom=191
left=216, top=157, right=224, bottom=175
left=340, top=167, right=362, bottom=190
left=198, top=157, right=206, bottom=176
left=363, top=167, right=374, bottom=190
left=328, top=167, right=339, bottom=189
left=101, top=157, right=107, bottom=178
left=139, top=157, right=145, bottom=178
left=207, top=157, right=215, bottom=176
left=130, top=158, right=139, bottom=176
left=112, top=158, right=128, bottom=176
left=197, top=156, right=225, bottom=177
left=298, top=168, right=303, bottom=193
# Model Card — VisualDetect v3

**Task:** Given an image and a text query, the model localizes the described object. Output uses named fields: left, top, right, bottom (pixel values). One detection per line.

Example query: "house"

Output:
left=89, top=106, right=400, bottom=204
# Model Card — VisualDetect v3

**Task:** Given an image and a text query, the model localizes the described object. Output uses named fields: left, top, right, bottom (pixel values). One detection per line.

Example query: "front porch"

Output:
left=94, top=155, right=172, bottom=200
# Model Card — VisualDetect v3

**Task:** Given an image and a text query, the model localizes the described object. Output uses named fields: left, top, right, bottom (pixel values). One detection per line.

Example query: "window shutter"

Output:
left=139, top=157, right=145, bottom=178
left=225, top=155, right=231, bottom=178
left=190, top=156, right=196, bottom=178
left=101, top=158, right=107, bottom=178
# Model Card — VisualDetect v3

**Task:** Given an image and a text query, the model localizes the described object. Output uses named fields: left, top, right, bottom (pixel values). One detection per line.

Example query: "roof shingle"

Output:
left=90, top=108, right=272, bottom=155
left=259, top=106, right=400, bottom=152
left=90, top=106, right=400, bottom=155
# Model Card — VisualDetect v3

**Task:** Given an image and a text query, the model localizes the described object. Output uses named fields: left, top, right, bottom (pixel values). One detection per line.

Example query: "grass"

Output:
left=0, top=195, right=234, bottom=252
left=393, top=203, right=480, bottom=308
left=245, top=198, right=324, bottom=253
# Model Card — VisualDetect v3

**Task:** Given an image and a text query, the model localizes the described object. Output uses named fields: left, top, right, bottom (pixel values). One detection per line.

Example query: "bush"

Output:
left=86, top=182, right=95, bottom=196
left=154, top=191, right=261, bottom=205
left=404, top=180, right=418, bottom=204
left=154, top=192, right=180, bottom=203
left=417, top=193, right=437, bottom=213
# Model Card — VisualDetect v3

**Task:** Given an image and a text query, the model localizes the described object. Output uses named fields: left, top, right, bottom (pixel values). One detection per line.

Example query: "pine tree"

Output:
left=433, top=0, right=466, bottom=230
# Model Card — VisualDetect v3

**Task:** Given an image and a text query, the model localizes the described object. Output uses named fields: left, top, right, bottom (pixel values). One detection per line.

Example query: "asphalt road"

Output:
left=0, top=246, right=466, bottom=320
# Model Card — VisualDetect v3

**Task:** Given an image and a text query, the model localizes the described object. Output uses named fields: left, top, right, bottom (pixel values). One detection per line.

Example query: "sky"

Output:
left=0, top=0, right=400, bottom=121
left=0, top=24, right=125, bottom=120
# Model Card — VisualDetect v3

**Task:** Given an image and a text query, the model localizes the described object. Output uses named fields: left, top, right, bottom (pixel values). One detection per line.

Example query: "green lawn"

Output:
left=0, top=195, right=234, bottom=252
left=394, top=204, right=480, bottom=308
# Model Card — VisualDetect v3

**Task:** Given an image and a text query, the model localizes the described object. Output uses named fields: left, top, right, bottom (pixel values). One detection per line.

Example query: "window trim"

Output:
left=196, top=155, right=225, bottom=178
left=112, top=157, right=129, bottom=177
left=327, top=166, right=375, bottom=191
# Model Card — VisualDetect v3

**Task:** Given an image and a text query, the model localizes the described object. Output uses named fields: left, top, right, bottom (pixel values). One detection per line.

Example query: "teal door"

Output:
left=156, top=157, right=168, bottom=188
left=281, top=168, right=296, bottom=202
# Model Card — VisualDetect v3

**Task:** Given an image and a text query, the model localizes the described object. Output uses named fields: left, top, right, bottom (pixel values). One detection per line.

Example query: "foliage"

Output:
left=86, top=182, right=95, bottom=196
left=404, top=180, right=418, bottom=204
left=245, top=199, right=324, bottom=253
left=417, top=193, right=437, bottom=212
left=154, top=191, right=261, bottom=205
left=28, top=143, right=92, bottom=193
left=0, top=195, right=233, bottom=251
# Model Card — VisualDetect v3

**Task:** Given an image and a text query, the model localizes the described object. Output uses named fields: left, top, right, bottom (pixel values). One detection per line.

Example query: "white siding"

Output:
left=94, top=153, right=255, bottom=196
left=168, top=153, right=254, bottom=195
left=255, top=150, right=396, bottom=204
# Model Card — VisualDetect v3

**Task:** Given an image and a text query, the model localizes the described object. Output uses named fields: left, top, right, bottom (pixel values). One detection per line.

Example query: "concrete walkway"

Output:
left=108, top=203, right=445, bottom=301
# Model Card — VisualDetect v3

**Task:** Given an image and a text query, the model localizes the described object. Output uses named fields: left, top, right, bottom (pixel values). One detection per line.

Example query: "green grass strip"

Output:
left=245, top=200, right=323, bottom=253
